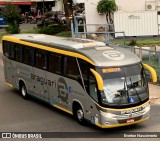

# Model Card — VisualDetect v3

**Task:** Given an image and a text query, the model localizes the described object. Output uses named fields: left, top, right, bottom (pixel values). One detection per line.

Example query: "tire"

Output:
left=74, top=106, right=86, bottom=125
left=20, top=84, right=28, bottom=99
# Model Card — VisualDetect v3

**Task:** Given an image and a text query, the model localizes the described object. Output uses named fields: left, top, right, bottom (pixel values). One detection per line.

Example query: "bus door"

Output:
left=3, top=41, right=13, bottom=85
left=77, top=59, right=100, bottom=123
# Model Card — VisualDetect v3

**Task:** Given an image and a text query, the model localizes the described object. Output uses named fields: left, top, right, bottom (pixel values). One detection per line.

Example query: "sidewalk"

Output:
left=149, top=83, right=160, bottom=105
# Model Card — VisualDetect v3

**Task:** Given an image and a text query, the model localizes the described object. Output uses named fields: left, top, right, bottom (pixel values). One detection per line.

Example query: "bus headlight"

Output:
left=100, top=111, right=117, bottom=118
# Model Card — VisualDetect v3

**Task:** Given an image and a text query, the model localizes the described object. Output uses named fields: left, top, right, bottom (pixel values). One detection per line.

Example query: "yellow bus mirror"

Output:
left=90, top=69, right=104, bottom=91
left=143, top=63, right=157, bottom=83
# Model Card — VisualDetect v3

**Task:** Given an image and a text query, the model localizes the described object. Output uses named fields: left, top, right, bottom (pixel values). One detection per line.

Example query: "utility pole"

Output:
left=43, top=0, right=45, bottom=15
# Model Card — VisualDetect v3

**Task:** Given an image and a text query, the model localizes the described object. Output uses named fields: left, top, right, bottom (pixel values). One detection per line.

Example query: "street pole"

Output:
left=43, top=0, right=45, bottom=15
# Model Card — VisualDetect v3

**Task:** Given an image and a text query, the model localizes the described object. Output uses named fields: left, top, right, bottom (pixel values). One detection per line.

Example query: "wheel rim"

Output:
left=21, top=86, right=26, bottom=97
left=77, top=109, right=84, bottom=121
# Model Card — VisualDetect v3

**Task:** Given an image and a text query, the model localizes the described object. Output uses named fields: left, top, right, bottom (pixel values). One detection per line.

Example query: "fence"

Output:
left=119, top=45, right=160, bottom=82
left=71, top=22, right=126, bottom=44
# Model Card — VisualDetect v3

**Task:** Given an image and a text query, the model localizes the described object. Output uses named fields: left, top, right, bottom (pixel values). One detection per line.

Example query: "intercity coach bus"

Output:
left=2, top=34, right=157, bottom=128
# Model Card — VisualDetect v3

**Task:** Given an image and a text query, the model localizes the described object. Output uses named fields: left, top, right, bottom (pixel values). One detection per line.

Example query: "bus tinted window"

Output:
left=15, top=44, right=23, bottom=62
left=35, top=50, right=47, bottom=69
left=48, top=53, right=62, bottom=74
left=89, top=74, right=98, bottom=102
left=65, top=57, right=79, bottom=80
left=3, top=41, right=10, bottom=57
left=9, top=43, right=15, bottom=60
left=78, top=59, right=89, bottom=91
left=23, top=46, right=35, bottom=66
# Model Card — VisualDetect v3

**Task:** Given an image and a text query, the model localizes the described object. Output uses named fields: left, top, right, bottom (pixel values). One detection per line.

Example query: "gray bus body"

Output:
left=2, top=34, right=151, bottom=128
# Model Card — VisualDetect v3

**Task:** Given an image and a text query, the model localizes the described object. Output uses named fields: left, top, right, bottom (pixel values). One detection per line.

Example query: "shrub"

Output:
left=38, top=24, right=68, bottom=35
left=5, top=23, right=20, bottom=34
left=129, top=39, right=137, bottom=46
left=1, top=3, right=21, bottom=34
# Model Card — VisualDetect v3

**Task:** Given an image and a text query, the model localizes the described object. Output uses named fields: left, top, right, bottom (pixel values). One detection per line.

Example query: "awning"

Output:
left=0, top=2, right=31, bottom=5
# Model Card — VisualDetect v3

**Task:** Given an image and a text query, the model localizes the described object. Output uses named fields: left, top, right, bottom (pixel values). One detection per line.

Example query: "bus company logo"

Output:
left=57, top=78, right=69, bottom=102
left=103, top=51, right=125, bottom=60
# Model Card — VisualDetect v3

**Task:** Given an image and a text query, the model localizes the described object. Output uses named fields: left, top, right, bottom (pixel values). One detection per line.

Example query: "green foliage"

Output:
left=97, top=0, right=117, bottom=14
left=5, top=23, right=20, bottom=34
left=129, top=39, right=137, bottom=46
left=1, top=3, right=21, bottom=34
left=1, top=3, right=21, bottom=24
left=38, top=24, right=68, bottom=35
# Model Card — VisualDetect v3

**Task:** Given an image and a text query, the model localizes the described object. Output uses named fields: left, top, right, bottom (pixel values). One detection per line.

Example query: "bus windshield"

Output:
left=98, top=64, right=148, bottom=107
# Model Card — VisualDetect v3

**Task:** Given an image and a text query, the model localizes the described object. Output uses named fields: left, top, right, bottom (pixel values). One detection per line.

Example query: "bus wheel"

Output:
left=74, top=106, right=85, bottom=125
left=20, top=84, right=28, bottom=99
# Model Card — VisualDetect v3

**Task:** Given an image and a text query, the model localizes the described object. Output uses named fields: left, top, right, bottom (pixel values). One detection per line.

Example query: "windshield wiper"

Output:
left=129, top=77, right=142, bottom=102
left=117, top=76, right=130, bottom=106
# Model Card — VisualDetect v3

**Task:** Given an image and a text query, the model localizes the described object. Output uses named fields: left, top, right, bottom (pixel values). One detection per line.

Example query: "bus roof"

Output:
left=3, top=34, right=141, bottom=67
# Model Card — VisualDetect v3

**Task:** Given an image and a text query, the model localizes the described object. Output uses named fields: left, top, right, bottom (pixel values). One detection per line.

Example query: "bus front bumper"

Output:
left=96, top=104, right=150, bottom=128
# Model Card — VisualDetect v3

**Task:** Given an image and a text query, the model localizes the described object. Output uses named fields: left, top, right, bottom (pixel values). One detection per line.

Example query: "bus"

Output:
left=2, top=34, right=157, bottom=128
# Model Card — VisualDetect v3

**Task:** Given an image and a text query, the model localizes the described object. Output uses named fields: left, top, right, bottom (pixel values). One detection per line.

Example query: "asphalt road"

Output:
left=0, top=24, right=36, bottom=33
left=0, top=47, right=160, bottom=141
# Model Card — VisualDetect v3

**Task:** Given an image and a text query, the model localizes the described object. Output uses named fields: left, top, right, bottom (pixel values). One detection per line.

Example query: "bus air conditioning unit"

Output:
left=146, top=2, right=156, bottom=11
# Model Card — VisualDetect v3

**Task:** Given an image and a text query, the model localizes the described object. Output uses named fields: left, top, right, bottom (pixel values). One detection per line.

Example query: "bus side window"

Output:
left=35, top=49, right=47, bottom=70
left=89, top=74, right=98, bottom=102
left=15, top=44, right=23, bottom=62
left=9, top=43, right=15, bottom=60
left=23, top=46, right=35, bottom=66
left=64, top=57, right=79, bottom=80
left=78, top=59, right=89, bottom=92
left=3, top=41, right=10, bottom=57
left=48, top=53, right=62, bottom=74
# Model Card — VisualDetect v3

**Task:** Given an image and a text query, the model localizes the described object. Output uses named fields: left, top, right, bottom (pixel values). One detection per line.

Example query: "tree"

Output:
left=97, top=0, right=117, bottom=30
left=63, top=0, right=73, bottom=28
left=1, top=3, right=21, bottom=34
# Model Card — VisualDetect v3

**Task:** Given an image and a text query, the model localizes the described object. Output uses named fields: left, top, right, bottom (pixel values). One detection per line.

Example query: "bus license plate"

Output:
left=127, top=119, right=134, bottom=123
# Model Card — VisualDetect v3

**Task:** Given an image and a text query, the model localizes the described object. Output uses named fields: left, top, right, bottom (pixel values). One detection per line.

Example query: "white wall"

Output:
left=115, top=0, right=156, bottom=12
left=52, top=0, right=63, bottom=11
left=85, top=0, right=107, bottom=32
left=114, top=11, right=158, bottom=37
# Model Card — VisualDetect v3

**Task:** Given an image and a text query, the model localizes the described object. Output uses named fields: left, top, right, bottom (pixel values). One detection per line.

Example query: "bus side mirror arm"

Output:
left=90, top=69, right=104, bottom=91
left=143, top=63, right=157, bottom=83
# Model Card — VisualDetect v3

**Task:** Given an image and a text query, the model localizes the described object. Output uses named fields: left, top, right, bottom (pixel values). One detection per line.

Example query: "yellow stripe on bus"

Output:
left=5, top=82, right=13, bottom=88
left=52, top=104, right=73, bottom=115
left=95, top=100, right=149, bottom=111
left=2, top=36, right=95, bottom=65
left=143, top=63, right=157, bottom=83
left=95, top=117, right=149, bottom=128
left=90, top=69, right=104, bottom=90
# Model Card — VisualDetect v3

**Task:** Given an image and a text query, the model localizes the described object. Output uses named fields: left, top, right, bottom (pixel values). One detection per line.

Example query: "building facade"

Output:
left=0, top=0, right=63, bottom=14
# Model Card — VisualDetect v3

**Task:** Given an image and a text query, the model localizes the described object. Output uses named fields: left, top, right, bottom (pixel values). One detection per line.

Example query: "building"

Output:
left=84, top=0, right=160, bottom=36
left=0, top=0, right=31, bottom=13
left=0, top=0, right=63, bottom=14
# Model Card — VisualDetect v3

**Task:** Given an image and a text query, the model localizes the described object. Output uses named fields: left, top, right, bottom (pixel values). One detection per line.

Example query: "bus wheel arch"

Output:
left=72, top=101, right=86, bottom=125
left=19, top=80, right=28, bottom=99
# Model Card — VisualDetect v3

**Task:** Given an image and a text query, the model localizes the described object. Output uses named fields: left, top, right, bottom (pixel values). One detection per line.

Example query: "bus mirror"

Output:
left=90, top=69, right=104, bottom=90
left=143, top=63, right=157, bottom=83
